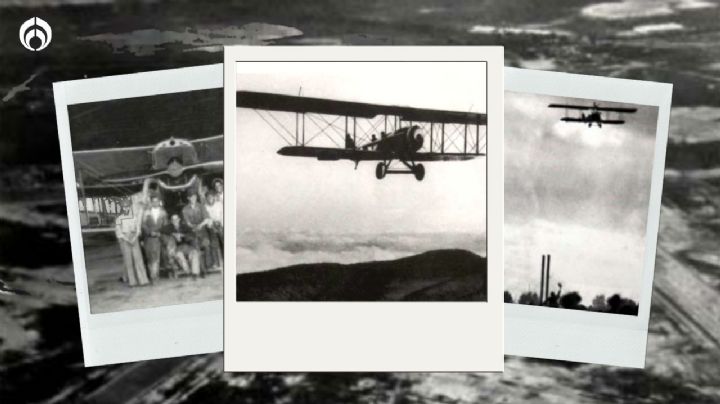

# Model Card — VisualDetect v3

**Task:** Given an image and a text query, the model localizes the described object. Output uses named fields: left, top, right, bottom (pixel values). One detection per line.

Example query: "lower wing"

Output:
left=277, top=146, right=482, bottom=162
left=102, top=161, right=223, bottom=183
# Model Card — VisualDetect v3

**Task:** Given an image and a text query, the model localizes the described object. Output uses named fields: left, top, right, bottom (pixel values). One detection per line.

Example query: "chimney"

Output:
left=540, top=254, right=545, bottom=305
left=545, top=254, right=551, bottom=303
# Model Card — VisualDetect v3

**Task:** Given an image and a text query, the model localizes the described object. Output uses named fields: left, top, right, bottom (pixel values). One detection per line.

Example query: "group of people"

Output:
left=114, top=178, right=224, bottom=287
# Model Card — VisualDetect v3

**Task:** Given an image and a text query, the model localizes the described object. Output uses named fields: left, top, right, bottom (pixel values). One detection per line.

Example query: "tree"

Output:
left=559, top=291, right=582, bottom=310
left=518, top=291, right=540, bottom=305
left=607, top=294, right=639, bottom=315
left=591, top=294, right=607, bottom=312
left=504, top=291, right=514, bottom=303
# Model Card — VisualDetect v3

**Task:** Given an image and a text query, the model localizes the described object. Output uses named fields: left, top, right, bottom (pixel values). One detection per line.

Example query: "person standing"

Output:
left=141, top=194, right=167, bottom=281
left=182, top=188, right=211, bottom=274
left=212, top=179, right=223, bottom=204
left=205, top=191, right=223, bottom=270
left=115, top=199, right=149, bottom=287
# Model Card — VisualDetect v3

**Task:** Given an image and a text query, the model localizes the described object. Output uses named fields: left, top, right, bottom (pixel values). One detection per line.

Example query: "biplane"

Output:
left=548, top=102, right=637, bottom=128
left=73, top=135, right=223, bottom=230
left=237, top=91, right=487, bottom=181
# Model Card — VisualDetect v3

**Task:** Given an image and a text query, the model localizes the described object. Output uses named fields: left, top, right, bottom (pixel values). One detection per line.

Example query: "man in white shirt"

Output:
left=115, top=198, right=149, bottom=286
left=205, top=191, right=223, bottom=270
left=212, top=179, right=223, bottom=204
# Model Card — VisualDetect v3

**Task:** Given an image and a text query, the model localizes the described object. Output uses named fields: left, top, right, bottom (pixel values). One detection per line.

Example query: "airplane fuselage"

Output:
left=376, top=125, right=423, bottom=159
left=581, top=110, right=603, bottom=127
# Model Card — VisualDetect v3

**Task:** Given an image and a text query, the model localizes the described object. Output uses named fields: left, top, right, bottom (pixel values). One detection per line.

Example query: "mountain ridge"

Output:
left=236, top=248, right=487, bottom=301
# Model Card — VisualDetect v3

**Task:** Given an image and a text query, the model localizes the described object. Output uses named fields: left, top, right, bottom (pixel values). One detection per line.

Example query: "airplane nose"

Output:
left=414, top=134, right=424, bottom=150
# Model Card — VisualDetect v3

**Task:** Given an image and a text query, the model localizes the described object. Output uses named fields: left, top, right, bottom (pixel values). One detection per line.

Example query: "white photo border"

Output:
left=504, top=67, right=672, bottom=368
left=53, top=64, right=223, bottom=366
left=224, top=46, right=504, bottom=372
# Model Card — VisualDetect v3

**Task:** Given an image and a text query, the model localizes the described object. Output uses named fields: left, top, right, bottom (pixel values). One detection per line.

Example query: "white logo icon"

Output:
left=19, top=17, right=52, bottom=51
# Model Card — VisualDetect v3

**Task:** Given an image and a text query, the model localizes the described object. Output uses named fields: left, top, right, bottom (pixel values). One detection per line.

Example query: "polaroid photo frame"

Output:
left=54, top=64, right=223, bottom=366
left=504, top=67, right=672, bottom=368
left=224, top=46, right=504, bottom=371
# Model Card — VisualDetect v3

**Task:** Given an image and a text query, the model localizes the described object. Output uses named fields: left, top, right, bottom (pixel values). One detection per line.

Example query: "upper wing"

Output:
left=238, top=91, right=486, bottom=125
left=548, top=103, right=591, bottom=110
left=278, top=146, right=482, bottom=162
left=595, top=106, right=637, bottom=113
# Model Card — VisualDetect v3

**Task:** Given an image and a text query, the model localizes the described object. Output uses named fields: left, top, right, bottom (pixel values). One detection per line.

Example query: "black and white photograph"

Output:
left=503, top=68, right=672, bottom=368
left=234, top=61, right=489, bottom=302
left=54, top=65, right=224, bottom=366
left=505, top=92, right=658, bottom=316
left=68, top=88, right=224, bottom=314
left=224, top=47, right=504, bottom=371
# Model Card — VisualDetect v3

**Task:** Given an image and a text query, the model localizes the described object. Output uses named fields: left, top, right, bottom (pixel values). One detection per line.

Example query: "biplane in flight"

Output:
left=73, top=135, right=223, bottom=230
left=548, top=102, right=637, bottom=128
left=237, top=91, right=487, bottom=181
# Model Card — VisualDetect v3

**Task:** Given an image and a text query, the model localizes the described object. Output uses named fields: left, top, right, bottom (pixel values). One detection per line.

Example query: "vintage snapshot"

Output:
left=506, top=94, right=656, bottom=316
left=235, top=73, right=488, bottom=303
left=54, top=65, right=223, bottom=366
left=224, top=46, right=504, bottom=371
left=504, top=68, right=672, bottom=367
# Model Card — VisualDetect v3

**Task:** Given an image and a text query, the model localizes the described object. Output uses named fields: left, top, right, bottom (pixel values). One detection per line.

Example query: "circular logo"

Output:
left=19, top=17, right=52, bottom=51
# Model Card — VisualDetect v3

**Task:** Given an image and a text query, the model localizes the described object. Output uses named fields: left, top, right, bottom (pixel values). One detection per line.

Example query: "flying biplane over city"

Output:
left=72, top=134, right=223, bottom=229
left=548, top=102, right=637, bottom=128
left=237, top=91, right=487, bottom=181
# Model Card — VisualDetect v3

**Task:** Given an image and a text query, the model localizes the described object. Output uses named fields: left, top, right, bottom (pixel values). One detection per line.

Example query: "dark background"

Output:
left=1, top=1, right=720, bottom=402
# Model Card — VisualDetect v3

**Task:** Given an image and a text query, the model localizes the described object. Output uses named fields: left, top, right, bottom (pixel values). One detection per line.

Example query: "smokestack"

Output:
left=540, top=255, right=545, bottom=305
left=545, top=254, right=551, bottom=303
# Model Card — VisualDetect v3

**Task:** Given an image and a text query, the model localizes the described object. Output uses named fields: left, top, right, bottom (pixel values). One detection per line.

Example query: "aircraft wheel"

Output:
left=413, top=164, right=425, bottom=181
left=376, top=162, right=386, bottom=179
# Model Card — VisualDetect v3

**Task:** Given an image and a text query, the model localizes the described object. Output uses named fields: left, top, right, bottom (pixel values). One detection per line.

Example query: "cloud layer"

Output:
left=236, top=231, right=486, bottom=274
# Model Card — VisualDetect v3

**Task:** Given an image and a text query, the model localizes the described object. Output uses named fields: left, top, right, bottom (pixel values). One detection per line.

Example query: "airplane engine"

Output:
left=382, top=125, right=423, bottom=155
left=151, top=138, right=198, bottom=171
left=412, top=133, right=423, bottom=151
left=408, top=127, right=423, bottom=152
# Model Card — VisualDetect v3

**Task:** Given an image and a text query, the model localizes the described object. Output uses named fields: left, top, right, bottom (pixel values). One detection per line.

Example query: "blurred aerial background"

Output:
left=2, top=0, right=720, bottom=402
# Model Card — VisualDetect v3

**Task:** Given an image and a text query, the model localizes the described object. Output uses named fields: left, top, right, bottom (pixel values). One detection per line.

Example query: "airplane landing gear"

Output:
left=413, top=163, right=425, bottom=181
left=376, top=162, right=386, bottom=179
left=374, top=159, right=425, bottom=181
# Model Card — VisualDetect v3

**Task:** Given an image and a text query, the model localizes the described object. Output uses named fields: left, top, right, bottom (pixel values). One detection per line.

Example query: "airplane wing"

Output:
left=548, top=103, right=591, bottom=110
left=74, top=135, right=223, bottom=186
left=412, top=152, right=481, bottom=162
left=278, top=146, right=481, bottom=162
left=237, top=91, right=486, bottom=125
left=278, top=146, right=379, bottom=161
left=102, top=161, right=224, bottom=183
left=595, top=106, right=637, bottom=113
left=561, top=117, right=625, bottom=125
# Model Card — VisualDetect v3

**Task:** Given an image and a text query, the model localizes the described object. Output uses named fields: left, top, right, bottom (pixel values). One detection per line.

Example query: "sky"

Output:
left=234, top=61, right=487, bottom=272
left=504, top=91, right=658, bottom=302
